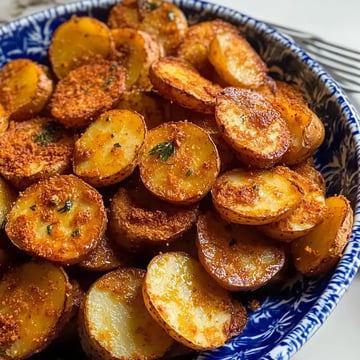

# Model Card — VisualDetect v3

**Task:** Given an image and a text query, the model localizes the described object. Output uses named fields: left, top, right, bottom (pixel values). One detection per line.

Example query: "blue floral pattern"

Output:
left=1, top=1, right=360, bottom=359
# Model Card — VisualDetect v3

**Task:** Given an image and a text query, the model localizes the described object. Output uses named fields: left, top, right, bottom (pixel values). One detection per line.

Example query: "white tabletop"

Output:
left=1, top=1, right=359, bottom=359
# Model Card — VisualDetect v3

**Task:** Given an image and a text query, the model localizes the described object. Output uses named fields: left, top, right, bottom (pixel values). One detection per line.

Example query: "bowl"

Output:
left=0, top=0, right=360, bottom=359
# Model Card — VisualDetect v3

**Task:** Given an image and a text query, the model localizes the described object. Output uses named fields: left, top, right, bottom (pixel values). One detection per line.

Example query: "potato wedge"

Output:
left=149, top=57, right=222, bottom=114
left=49, top=16, right=114, bottom=79
left=0, top=117, right=74, bottom=189
left=208, top=31, right=268, bottom=89
left=0, top=58, right=53, bottom=121
left=107, top=0, right=140, bottom=29
left=259, top=166, right=326, bottom=241
left=50, top=61, right=126, bottom=129
left=143, top=251, right=247, bottom=350
left=177, top=19, right=238, bottom=78
left=215, top=87, right=290, bottom=168
left=111, top=27, right=161, bottom=90
left=79, top=267, right=174, bottom=359
left=291, top=195, right=353, bottom=276
left=0, top=259, right=73, bottom=359
left=5, top=174, right=107, bottom=265
left=139, top=1, right=188, bottom=56
left=139, top=120, right=220, bottom=204
left=196, top=211, right=285, bottom=291
left=73, top=109, right=146, bottom=187
left=211, top=168, right=303, bottom=225
left=108, top=180, right=199, bottom=252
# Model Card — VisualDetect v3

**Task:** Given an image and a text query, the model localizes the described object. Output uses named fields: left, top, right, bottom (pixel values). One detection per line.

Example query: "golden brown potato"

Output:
left=196, top=211, right=285, bottom=291
left=149, top=57, right=222, bottom=114
left=49, top=16, right=114, bottom=79
left=79, top=267, right=174, bottom=359
left=0, top=58, right=53, bottom=121
left=139, top=120, right=220, bottom=204
left=108, top=180, right=199, bottom=252
left=107, top=0, right=140, bottom=29
left=143, top=251, right=247, bottom=350
left=211, top=168, right=303, bottom=225
left=111, top=27, right=161, bottom=90
left=73, top=109, right=146, bottom=187
left=177, top=19, right=238, bottom=78
left=50, top=61, right=126, bottom=128
left=215, top=87, right=290, bottom=168
left=5, top=174, right=107, bottom=265
left=0, top=103, right=9, bottom=134
left=0, top=117, right=74, bottom=189
left=291, top=195, right=353, bottom=276
left=208, top=31, right=268, bottom=89
left=0, top=260, right=73, bottom=359
left=259, top=166, right=326, bottom=241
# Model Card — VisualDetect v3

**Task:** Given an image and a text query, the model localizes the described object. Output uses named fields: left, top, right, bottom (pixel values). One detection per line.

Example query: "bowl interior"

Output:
left=0, top=0, right=360, bottom=359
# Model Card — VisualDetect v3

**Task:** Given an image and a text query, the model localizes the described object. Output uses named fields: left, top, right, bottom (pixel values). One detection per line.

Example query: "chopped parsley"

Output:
left=33, top=121, right=63, bottom=147
left=29, top=204, right=37, bottom=211
left=57, top=199, right=73, bottom=213
left=102, top=76, right=115, bottom=88
left=113, top=142, right=121, bottom=148
left=148, top=141, right=175, bottom=162
left=47, top=224, right=53, bottom=235
left=71, top=229, right=81, bottom=237
left=185, top=168, right=193, bottom=177
left=252, top=184, right=259, bottom=191
left=144, top=0, right=161, bottom=11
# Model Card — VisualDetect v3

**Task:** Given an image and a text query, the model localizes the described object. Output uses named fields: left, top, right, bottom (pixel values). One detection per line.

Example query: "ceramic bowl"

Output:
left=0, top=0, right=359, bottom=359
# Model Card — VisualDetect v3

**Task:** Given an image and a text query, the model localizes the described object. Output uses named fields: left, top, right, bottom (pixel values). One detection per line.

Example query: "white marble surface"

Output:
left=0, top=1, right=359, bottom=359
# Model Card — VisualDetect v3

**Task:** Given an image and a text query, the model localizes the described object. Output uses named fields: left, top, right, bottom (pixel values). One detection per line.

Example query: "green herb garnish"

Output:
left=252, top=184, right=259, bottom=191
left=148, top=141, right=175, bottom=162
left=145, top=0, right=161, bottom=11
left=57, top=199, right=73, bottom=213
left=71, top=229, right=81, bottom=237
left=113, top=142, right=121, bottom=148
left=33, top=121, right=63, bottom=147
left=29, top=204, right=37, bottom=211
left=47, top=224, right=53, bottom=235
left=103, top=76, right=115, bottom=88
left=185, top=168, right=193, bottom=177
left=168, top=10, right=175, bottom=21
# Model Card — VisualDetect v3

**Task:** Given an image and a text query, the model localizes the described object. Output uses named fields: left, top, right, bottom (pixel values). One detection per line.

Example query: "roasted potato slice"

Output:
left=49, top=16, right=114, bottom=79
left=143, top=251, right=247, bottom=350
left=211, top=168, right=303, bottom=225
left=177, top=19, right=238, bottom=78
left=196, top=211, right=285, bottom=291
left=107, top=0, right=140, bottom=29
left=108, top=180, right=199, bottom=252
left=79, top=267, right=174, bottom=360
left=0, top=58, right=53, bottom=121
left=259, top=80, right=325, bottom=165
left=291, top=195, right=353, bottom=277
left=5, top=174, right=107, bottom=265
left=259, top=166, right=326, bottom=241
left=0, top=259, right=73, bottom=359
left=50, top=61, right=126, bottom=129
left=215, top=87, right=290, bottom=168
left=73, top=109, right=146, bottom=187
left=208, top=31, right=268, bottom=89
left=139, top=120, right=220, bottom=204
left=149, top=57, right=222, bottom=114
left=111, top=27, right=161, bottom=90
left=0, top=117, right=74, bottom=189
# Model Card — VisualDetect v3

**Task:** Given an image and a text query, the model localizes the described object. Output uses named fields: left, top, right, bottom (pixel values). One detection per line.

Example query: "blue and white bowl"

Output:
left=1, top=1, right=359, bottom=359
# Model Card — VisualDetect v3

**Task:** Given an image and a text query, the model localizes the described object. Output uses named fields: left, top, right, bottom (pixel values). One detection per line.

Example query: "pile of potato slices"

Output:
left=0, top=0, right=354, bottom=358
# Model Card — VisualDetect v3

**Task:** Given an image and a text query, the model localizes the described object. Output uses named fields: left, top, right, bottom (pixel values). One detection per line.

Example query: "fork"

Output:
left=266, top=22, right=360, bottom=93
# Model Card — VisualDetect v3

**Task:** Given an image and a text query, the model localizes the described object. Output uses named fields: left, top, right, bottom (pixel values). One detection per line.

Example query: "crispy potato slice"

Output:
left=0, top=260, right=72, bottom=359
left=139, top=120, right=220, bottom=204
left=79, top=267, right=174, bottom=359
left=149, top=57, right=222, bottom=114
left=0, top=177, right=17, bottom=229
left=196, top=211, right=285, bottom=291
left=143, top=251, right=247, bottom=350
left=0, top=58, right=53, bottom=121
left=73, top=109, right=146, bottom=187
left=0, top=103, right=9, bottom=134
left=49, top=16, right=114, bottom=79
left=259, top=80, right=325, bottom=164
left=108, top=180, right=199, bottom=252
left=291, top=195, right=353, bottom=277
left=107, top=0, right=140, bottom=29
left=139, top=1, right=188, bottom=56
left=177, top=19, right=238, bottom=78
left=208, top=31, right=268, bottom=89
left=0, top=117, right=74, bottom=189
left=111, top=28, right=161, bottom=90
left=215, top=87, right=290, bottom=168
left=5, top=174, right=107, bottom=265
left=211, top=168, right=303, bottom=225
left=50, top=61, right=126, bottom=129
left=259, top=166, right=326, bottom=241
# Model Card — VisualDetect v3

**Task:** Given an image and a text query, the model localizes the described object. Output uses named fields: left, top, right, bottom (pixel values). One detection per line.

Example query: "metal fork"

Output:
left=267, top=22, right=360, bottom=93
